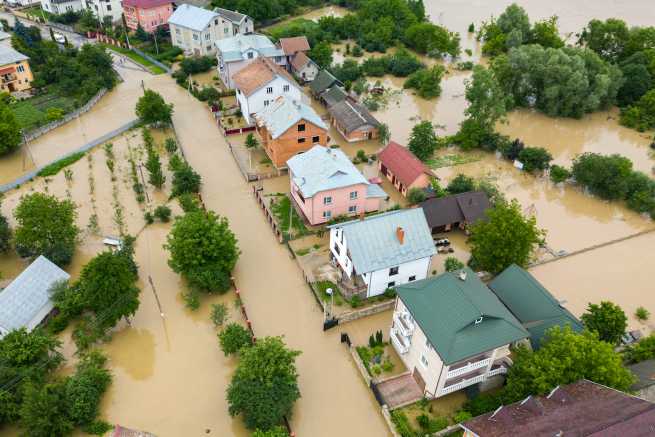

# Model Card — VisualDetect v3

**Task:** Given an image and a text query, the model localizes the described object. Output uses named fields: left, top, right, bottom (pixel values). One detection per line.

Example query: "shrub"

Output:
left=390, top=411, right=417, bottom=437
left=172, top=162, right=202, bottom=197
left=210, top=303, right=228, bottom=327
left=350, top=295, right=362, bottom=308
left=153, top=205, right=172, bottom=222
left=444, top=257, right=465, bottom=272
left=447, top=174, right=476, bottom=194
left=549, top=165, right=571, bottom=183
left=218, top=323, right=252, bottom=355
left=572, top=153, right=633, bottom=201
left=624, top=335, right=655, bottom=363
left=356, top=149, right=367, bottom=162
left=407, top=187, right=427, bottom=205
left=178, top=193, right=200, bottom=212
left=403, top=65, right=445, bottom=99
left=144, top=211, right=154, bottom=224
left=636, top=306, right=650, bottom=321
left=454, top=410, right=473, bottom=423
left=164, top=138, right=177, bottom=154
left=518, top=147, right=553, bottom=172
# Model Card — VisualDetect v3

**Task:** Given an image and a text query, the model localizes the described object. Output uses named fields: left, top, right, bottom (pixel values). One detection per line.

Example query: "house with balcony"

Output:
left=378, top=141, right=433, bottom=197
left=328, top=208, right=435, bottom=298
left=232, top=57, right=301, bottom=125
left=215, top=33, right=285, bottom=89
left=0, top=46, right=33, bottom=93
left=254, top=96, right=329, bottom=169
left=287, top=145, right=387, bottom=226
left=122, top=0, right=173, bottom=33
left=42, top=0, right=85, bottom=15
left=390, top=268, right=529, bottom=399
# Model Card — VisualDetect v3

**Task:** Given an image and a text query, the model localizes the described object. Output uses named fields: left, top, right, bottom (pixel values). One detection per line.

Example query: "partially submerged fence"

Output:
left=252, top=185, right=285, bottom=242
left=131, top=47, right=172, bottom=74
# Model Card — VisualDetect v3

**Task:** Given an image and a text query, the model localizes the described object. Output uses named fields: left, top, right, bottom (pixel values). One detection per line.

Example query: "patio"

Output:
left=375, top=373, right=424, bottom=410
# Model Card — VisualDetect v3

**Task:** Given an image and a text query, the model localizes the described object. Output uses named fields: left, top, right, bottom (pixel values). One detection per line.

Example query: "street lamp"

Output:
left=326, top=287, right=334, bottom=319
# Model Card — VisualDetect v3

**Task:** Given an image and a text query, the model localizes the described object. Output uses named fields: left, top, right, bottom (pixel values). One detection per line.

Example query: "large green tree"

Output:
left=308, top=41, right=332, bottom=69
left=468, top=199, right=545, bottom=274
left=503, top=326, right=635, bottom=402
left=581, top=301, right=628, bottom=345
left=571, top=153, right=633, bottom=200
left=0, top=103, right=22, bottom=156
left=227, top=337, right=301, bottom=431
left=621, top=88, right=655, bottom=131
left=13, top=193, right=79, bottom=266
left=135, top=89, right=174, bottom=126
left=463, top=65, right=507, bottom=132
left=166, top=210, right=239, bottom=293
left=578, top=18, right=630, bottom=62
left=218, top=323, right=253, bottom=356
left=408, top=121, right=438, bottom=161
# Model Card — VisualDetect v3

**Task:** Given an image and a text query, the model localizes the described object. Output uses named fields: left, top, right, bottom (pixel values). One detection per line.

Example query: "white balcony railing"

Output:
left=393, top=312, right=414, bottom=338
left=440, top=373, right=487, bottom=396
left=446, top=358, right=491, bottom=379
left=390, top=328, right=410, bottom=355
left=488, top=365, right=508, bottom=377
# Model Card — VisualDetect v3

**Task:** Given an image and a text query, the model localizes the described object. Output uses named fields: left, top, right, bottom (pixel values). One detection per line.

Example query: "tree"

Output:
left=245, top=133, right=259, bottom=149
left=172, top=162, right=202, bottom=197
left=446, top=174, right=475, bottom=194
left=218, top=323, right=252, bottom=355
left=530, top=16, right=564, bottom=48
left=581, top=301, right=627, bottom=345
left=403, top=22, right=460, bottom=57
left=378, top=123, right=390, bottom=145
left=571, top=153, right=633, bottom=200
left=0, top=102, right=22, bottom=156
left=504, top=326, right=634, bottom=402
left=14, top=193, right=79, bottom=266
left=227, top=337, right=301, bottom=430
left=406, top=188, right=426, bottom=205
left=408, top=121, right=438, bottom=161
left=64, top=350, right=112, bottom=430
left=463, top=66, right=507, bottom=133
left=403, top=65, right=445, bottom=99
left=165, top=210, right=240, bottom=293
left=20, top=382, right=74, bottom=437
left=621, top=89, right=655, bottom=131
left=75, top=250, right=140, bottom=332
left=210, top=303, right=228, bottom=327
left=578, top=18, right=630, bottom=62
left=0, top=211, right=10, bottom=253
left=617, top=63, right=652, bottom=107
left=444, top=257, right=465, bottom=272
left=145, top=144, right=165, bottom=188
left=308, top=41, right=333, bottom=69
left=517, top=147, right=552, bottom=172
left=253, top=426, right=289, bottom=437
left=549, top=165, right=571, bottom=183
left=135, top=89, right=173, bottom=126
left=468, top=199, right=545, bottom=274
left=496, top=3, right=531, bottom=44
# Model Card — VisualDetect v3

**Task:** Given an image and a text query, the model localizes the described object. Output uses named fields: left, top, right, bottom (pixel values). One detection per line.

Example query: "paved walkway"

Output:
left=376, top=374, right=423, bottom=410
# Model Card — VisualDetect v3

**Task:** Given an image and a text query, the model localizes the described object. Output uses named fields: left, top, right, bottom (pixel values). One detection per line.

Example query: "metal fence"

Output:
left=1, top=119, right=139, bottom=193
left=131, top=47, right=172, bottom=74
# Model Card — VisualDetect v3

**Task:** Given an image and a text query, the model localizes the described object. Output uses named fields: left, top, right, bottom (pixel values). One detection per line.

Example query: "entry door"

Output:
left=413, top=366, right=426, bottom=393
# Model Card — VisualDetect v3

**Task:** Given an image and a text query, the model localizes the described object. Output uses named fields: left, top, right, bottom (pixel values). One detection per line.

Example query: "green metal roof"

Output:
left=396, top=268, right=529, bottom=365
left=310, top=69, right=341, bottom=94
left=488, top=264, right=584, bottom=350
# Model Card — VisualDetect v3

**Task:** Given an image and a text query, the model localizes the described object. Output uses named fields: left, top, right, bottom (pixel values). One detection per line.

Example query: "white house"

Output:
left=168, top=5, right=253, bottom=57
left=41, top=0, right=85, bottom=15
left=390, top=268, right=528, bottom=399
left=290, top=51, right=319, bottom=83
left=215, top=33, right=286, bottom=89
left=0, top=256, right=70, bottom=339
left=328, top=208, right=436, bottom=298
left=84, top=0, right=123, bottom=23
left=232, top=57, right=301, bottom=125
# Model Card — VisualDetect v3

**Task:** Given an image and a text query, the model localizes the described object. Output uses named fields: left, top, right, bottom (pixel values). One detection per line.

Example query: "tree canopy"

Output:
left=13, top=193, right=79, bottom=266
left=403, top=65, right=445, bottom=99
left=218, top=323, right=253, bottom=356
left=135, top=89, right=174, bottom=126
left=581, top=301, right=628, bottom=345
left=468, top=199, right=545, bottom=273
left=166, top=210, right=240, bottom=293
left=408, top=121, right=438, bottom=161
left=0, top=210, right=10, bottom=253
left=227, top=337, right=301, bottom=431
left=0, top=102, right=22, bottom=156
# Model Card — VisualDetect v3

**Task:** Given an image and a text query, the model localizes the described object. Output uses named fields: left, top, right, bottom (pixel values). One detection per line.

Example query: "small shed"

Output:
left=0, top=256, right=70, bottom=338
left=420, top=191, right=490, bottom=233
left=378, top=141, right=432, bottom=196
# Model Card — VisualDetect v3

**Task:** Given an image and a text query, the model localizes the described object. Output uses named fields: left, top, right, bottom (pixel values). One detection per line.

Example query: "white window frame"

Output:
left=323, top=196, right=332, bottom=205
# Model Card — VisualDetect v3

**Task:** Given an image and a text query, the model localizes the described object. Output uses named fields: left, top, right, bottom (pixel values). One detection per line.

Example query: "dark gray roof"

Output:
left=629, top=359, right=655, bottom=391
left=173, top=0, right=211, bottom=8
left=328, top=100, right=380, bottom=134
left=420, top=191, right=490, bottom=229
left=310, top=69, right=341, bottom=94
left=216, top=7, right=249, bottom=24
left=320, top=86, right=347, bottom=107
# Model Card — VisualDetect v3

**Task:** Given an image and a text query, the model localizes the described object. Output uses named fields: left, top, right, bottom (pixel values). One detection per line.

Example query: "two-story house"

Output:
left=215, top=7, right=253, bottom=37
left=168, top=5, right=253, bottom=56
left=0, top=46, right=33, bottom=93
left=215, top=33, right=285, bottom=89
left=122, top=0, right=173, bottom=32
left=84, top=0, right=123, bottom=24
left=287, top=145, right=387, bottom=226
left=42, top=0, right=85, bottom=15
left=328, top=208, right=436, bottom=298
left=232, top=57, right=301, bottom=125
left=254, top=96, right=329, bottom=169
left=390, top=268, right=529, bottom=399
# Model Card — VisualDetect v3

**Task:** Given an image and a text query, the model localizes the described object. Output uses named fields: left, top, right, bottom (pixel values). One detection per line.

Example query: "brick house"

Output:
left=327, top=99, right=380, bottom=142
left=254, top=96, right=329, bottom=169
left=378, top=141, right=433, bottom=197
left=122, top=0, right=173, bottom=33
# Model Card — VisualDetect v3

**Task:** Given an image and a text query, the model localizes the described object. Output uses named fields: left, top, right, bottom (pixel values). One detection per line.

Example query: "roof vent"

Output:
left=475, top=316, right=483, bottom=325
left=396, top=227, right=405, bottom=245
left=458, top=270, right=467, bottom=281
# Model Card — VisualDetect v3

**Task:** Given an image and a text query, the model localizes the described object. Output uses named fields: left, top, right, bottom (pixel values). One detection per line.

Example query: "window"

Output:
left=224, top=27, right=229, bottom=34
left=193, top=33, right=198, bottom=40
left=266, top=86, right=273, bottom=94
left=323, top=210, right=332, bottom=219
left=207, top=45, right=212, bottom=51
left=348, top=205, right=357, bottom=213
left=263, top=100, right=270, bottom=106
left=323, top=196, right=332, bottom=205
left=349, top=191, right=358, bottom=200
left=333, top=243, right=340, bottom=255
left=420, top=355, right=429, bottom=368
left=298, top=124, right=306, bottom=132
left=387, top=281, right=396, bottom=288
left=247, top=52, right=254, bottom=59
left=275, top=56, right=282, bottom=63
left=17, top=65, right=24, bottom=73
left=283, top=84, right=290, bottom=92
left=205, top=33, right=210, bottom=40
left=389, top=266, right=399, bottom=276
left=312, top=135, right=320, bottom=143
left=214, top=19, right=219, bottom=25
left=297, top=138, right=306, bottom=144
left=175, top=28, right=180, bottom=34
left=106, top=4, right=111, bottom=10
left=409, top=275, right=416, bottom=282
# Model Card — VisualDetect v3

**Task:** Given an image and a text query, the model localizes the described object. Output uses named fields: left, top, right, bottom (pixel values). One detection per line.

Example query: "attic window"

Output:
left=475, top=316, right=483, bottom=325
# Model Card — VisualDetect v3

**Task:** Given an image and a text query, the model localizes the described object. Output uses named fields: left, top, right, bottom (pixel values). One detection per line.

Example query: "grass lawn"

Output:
left=11, top=92, right=77, bottom=130
left=315, top=280, right=345, bottom=306
left=99, top=44, right=166, bottom=75
left=270, top=194, right=308, bottom=239
left=425, top=153, right=483, bottom=169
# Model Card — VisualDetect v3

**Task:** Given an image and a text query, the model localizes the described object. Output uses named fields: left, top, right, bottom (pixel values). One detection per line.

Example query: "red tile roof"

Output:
left=378, top=141, right=431, bottom=187
left=279, top=36, right=310, bottom=55
left=461, top=379, right=655, bottom=437
left=122, top=0, right=171, bottom=9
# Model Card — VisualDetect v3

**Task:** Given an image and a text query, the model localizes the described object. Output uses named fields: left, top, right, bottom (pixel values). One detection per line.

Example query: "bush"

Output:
left=403, top=65, right=445, bottom=99
left=463, top=392, right=504, bottom=416
left=172, top=162, right=202, bottom=197
left=178, top=193, right=200, bottom=212
left=37, top=152, right=85, bottom=177
left=144, top=211, right=154, bottom=224
left=218, top=323, right=252, bottom=355
left=549, top=165, right=571, bottom=183
left=350, top=295, right=362, bottom=308
left=153, top=205, right=172, bottom=222
left=447, top=174, right=476, bottom=194
left=636, top=306, right=650, bottom=321
left=454, top=410, right=473, bottom=423
left=624, top=335, right=655, bottom=363
left=518, top=147, right=553, bottom=172
left=210, top=303, right=228, bottom=327
left=444, top=257, right=465, bottom=272
left=390, top=411, right=416, bottom=437
left=164, top=138, right=177, bottom=154
left=571, top=153, right=633, bottom=200
left=407, top=187, right=427, bottom=205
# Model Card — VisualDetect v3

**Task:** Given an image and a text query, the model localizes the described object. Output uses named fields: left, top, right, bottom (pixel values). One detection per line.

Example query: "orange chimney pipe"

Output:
left=396, top=227, right=405, bottom=244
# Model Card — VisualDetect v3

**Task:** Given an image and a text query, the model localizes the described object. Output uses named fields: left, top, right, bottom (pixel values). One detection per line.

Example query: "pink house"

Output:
left=123, top=0, right=173, bottom=33
left=286, top=145, right=388, bottom=225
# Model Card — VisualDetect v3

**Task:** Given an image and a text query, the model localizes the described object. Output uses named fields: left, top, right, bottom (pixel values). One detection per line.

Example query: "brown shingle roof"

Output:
left=328, top=100, right=380, bottom=134
left=290, top=51, right=312, bottom=71
left=420, top=191, right=490, bottom=229
left=378, top=141, right=431, bottom=187
left=232, top=57, right=296, bottom=97
left=461, top=380, right=655, bottom=437
left=279, top=36, right=310, bottom=55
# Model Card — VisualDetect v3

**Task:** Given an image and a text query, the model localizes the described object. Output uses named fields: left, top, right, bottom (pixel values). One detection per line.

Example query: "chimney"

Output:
left=396, top=227, right=405, bottom=245
left=359, top=211, right=365, bottom=221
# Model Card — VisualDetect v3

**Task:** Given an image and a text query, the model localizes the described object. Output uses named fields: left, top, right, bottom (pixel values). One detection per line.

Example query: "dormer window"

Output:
left=475, top=316, right=483, bottom=325
left=247, top=52, right=254, bottom=59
